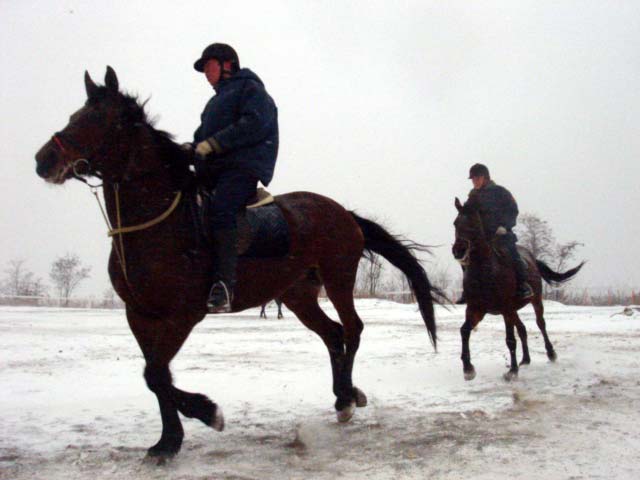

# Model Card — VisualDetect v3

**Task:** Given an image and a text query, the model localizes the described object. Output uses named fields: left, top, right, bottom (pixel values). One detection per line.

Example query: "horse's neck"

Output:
left=468, top=238, right=495, bottom=270
left=102, top=142, right=180, bottom=233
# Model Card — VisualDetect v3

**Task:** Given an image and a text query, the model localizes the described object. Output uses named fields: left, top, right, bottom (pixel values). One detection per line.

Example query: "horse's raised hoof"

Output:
left=503, top=370, right=518, bottom=382
left=353, top=387, right=368, bottom=408
left=463, top=366, right=476, bottom=381
left=547, top=350, right=557, bottom=362
left=336, top=401, right=356, bottom=423
left=209, top=404, right=224, bottom=432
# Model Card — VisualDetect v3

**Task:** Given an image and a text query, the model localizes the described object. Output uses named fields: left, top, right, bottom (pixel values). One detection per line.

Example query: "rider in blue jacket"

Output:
left=459, top=163, right=534, bottom=302
left=191, top=43, right=279, bottom=313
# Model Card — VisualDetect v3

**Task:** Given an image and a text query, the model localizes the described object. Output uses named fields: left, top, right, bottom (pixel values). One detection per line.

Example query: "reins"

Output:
left=89, top=183, right=182, bottom=282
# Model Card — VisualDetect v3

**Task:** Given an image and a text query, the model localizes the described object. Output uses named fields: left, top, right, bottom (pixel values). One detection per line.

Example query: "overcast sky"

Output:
left=1, top=1, right=639, bottom=298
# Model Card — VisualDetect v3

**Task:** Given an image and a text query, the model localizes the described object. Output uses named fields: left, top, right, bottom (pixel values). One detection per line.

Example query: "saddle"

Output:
left=197, top=188, right=290, bottom=258
left=492, top=240, right=529, bottom=273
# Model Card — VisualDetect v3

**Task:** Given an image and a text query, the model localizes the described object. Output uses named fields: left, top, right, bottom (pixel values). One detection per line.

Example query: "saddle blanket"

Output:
left=198, top=190, right=290, bottom=258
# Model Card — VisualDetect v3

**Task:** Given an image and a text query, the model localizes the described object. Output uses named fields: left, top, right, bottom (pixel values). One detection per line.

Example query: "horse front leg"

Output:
left=460, top=308, right=483, bottom=380
left=127, top=309, right=207, bottom=460
left=143, top=364, right=184, bottom=458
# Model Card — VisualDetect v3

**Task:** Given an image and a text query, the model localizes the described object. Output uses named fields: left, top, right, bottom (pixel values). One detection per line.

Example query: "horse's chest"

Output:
left=108, top=247, right=210, bottom=308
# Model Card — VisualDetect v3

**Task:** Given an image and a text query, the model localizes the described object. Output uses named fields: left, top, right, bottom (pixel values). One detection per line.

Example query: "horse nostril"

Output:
left=35, top=148, right=57, bottom=178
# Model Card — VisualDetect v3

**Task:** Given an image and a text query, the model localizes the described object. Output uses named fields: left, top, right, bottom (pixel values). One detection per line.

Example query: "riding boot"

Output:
left=509, top=243, right=533, bottom=300
left=207, top=228, right=239, bottom=313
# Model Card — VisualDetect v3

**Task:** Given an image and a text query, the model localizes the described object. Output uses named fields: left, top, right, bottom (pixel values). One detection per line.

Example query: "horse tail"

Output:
left=535, top=260, right=585, bottom=286
left=350, top=212, right=442, bottom=350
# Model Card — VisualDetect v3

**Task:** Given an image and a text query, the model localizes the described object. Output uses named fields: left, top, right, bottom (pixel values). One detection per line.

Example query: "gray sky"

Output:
left=2, top=0, right=639, bottom=298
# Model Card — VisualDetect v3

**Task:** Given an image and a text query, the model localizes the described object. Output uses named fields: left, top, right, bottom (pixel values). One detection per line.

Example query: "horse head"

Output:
left=452, top=197, right=485, bottom=263
left=35, top=66, right=149, bottom=185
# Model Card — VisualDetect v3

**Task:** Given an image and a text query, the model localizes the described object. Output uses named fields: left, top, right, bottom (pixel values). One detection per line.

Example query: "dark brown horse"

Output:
left=34, top=67, right=441, bottom=459
left=452, top=197, right=584, bottom=381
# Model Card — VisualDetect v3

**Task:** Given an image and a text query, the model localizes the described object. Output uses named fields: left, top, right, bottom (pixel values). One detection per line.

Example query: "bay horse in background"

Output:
left=34, top=67, right=442, bottom=460
left=452, top=197, right=584, bottom=381
left=260, top=298, right=284, bottom=319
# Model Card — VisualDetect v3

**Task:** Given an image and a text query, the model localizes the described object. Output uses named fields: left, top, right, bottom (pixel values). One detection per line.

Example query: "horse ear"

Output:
left=455, top=197, right=462, bottom=211
left=84, top=71, right=99, bottom=99
left=105, top=66, right=119, bottom=92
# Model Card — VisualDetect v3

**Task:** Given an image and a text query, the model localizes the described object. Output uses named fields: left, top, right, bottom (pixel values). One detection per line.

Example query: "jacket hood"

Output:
left=215, top=68, right=263, bottom=92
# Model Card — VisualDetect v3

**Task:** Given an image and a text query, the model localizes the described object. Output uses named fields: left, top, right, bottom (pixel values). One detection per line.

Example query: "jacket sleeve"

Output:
left=496, top=187, right=518, bottom=230
left=193, top=124, right=203, bottom=143
left=210, top=81, right=276, bottom=151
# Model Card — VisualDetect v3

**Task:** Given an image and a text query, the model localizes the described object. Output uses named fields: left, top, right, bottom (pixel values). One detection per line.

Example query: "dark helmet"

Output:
left=194, top=43, right=240, bottom=72
left=468, top=163, right=490, bottom=179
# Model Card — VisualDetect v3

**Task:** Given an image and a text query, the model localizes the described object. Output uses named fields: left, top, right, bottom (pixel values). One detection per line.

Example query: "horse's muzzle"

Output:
left=452, top=238, right=469, bottom=262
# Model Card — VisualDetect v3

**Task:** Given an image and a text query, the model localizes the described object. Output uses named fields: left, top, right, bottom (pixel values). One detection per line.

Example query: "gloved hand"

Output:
left=195, top=140, right=213, bottom=156
left=496, top=226, right=508, bottom=235
left=195, top=137, right=223, bottom=157
left=180, top=142, right=194, bottom=152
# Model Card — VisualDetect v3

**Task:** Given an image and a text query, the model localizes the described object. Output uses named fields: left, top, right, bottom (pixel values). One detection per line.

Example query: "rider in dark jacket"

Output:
left=460, top=163, right=533, bottom=301
left=191, top=43, right=279, bottom=313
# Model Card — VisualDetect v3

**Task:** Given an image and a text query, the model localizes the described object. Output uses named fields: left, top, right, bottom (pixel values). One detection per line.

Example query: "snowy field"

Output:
left=1, top=300, right=639, bottom=480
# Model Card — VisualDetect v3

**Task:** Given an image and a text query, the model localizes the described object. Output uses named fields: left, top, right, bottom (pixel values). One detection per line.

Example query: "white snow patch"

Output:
left=1, top=301, right=639, bottom=479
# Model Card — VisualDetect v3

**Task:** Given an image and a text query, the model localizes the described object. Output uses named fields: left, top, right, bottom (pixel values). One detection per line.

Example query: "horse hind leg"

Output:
left=532, top=298, right=557, bottom=361
left=515, top=315, right=531, bottom=365
left=320, top=256, right=367, bottom=418
left=503, top=312, right=519, bottom=381
left=281, top=273, right=361, bottom=423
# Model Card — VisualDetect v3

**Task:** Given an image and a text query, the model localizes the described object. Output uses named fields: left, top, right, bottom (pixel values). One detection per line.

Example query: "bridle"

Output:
left=51, top=131, right=103, bottom=187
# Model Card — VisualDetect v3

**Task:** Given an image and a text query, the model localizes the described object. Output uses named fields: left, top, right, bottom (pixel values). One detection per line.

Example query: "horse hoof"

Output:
left=503, top=371, right=518, bottom=382
left=548, top=351, right=557, bottom=362
left=336, top=402, right=355, bottom=423
left=143, top=452, right=174, bottom=465
left=145, top=440, right=181, bottom=463
left=209, top=404, right=224, bottom=432
left=519, top=358, right=531, bottom=366
left=353, top=387, right=368, bottom=407
left=464, top=368, right=476, bottom=381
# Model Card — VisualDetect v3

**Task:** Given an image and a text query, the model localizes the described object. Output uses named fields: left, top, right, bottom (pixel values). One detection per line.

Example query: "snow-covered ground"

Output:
left=1, top=300, right=639, bottom=479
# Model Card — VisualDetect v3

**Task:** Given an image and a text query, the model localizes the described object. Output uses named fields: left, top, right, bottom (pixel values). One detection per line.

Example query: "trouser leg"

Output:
left=503, top=236, right=533, bottom=298
left=207, top=169, right=257, bottom=313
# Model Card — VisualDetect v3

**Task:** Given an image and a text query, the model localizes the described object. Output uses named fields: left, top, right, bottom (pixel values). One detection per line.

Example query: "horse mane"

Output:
left=89, top=86, right=193, bottom=190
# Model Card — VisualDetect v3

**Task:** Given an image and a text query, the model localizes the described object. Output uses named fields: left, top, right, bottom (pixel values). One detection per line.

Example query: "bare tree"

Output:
left=356, top=254, right=384, bottom=297
left=431, top=263, right=452, bottom=294
left=554, top=240, right=583, bottom=272
left=516, top=213, right=583, bottom=301
left=516, top=213, right=555, bottom=261
left=1, top=259, right=47, bottom=297
left=49, top=253, right=91, bottom=306
left=100, top=286, right=124, bottom=309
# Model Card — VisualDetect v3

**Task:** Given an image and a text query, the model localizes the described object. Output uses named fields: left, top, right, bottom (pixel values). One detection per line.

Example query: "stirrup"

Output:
left=207, top=281, right=233, bottom=314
